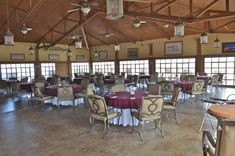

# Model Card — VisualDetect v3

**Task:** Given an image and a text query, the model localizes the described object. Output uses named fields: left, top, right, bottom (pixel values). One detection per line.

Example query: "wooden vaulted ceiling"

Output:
left=0, top=0, right=235, bottom=48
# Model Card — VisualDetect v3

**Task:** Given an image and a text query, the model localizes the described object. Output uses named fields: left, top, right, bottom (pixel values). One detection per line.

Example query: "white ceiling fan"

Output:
left=98, top=28, right=115, bottom=38
left=67, top=32, right=83, bottom=40
left=133, top=17, right=146, bottom=28
left=20, top=24, right=32, bottom=35
left=67, top=0, right=98, bottom=15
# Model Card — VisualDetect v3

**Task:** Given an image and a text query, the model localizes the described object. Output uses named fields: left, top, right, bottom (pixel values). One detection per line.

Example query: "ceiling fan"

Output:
left=67, top=0, right=98, bottom=15
left=68, top=32, right=83, bottom=40
left=133, top=17, right=146, bottom=28
left=20, top=24, right=32, bottom=35
left=98, top=28, right=115, bottom=38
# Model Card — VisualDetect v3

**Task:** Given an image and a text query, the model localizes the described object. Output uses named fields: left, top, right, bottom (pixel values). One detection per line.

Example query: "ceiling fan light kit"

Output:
left=106, top=0, right=124, bottom=20
left=81, top=6, right=91, bottom=15
left=174, top=20, right=184, bottom=37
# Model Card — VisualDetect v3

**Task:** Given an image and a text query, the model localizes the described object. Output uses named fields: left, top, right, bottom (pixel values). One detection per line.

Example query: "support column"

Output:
left=67, top=54, right=72, bottom=77
left=115, top=50, right=119, bottom=75
left=196, top=39, right=203, bottom=74
left=149, top=43, right=155, bottom=74
left=34, top=48, right=41, bottom=78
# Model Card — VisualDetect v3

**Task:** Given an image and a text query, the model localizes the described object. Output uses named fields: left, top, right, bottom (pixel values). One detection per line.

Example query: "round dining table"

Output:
left=208, top=104, right=235, bottom=119
left=45, top=84, right=82, bottom=96
left=103, top=79, right=131, bottom=85
left=172, top=81, right=193, bottom=91
left=105, top=91, right=149, bottom=126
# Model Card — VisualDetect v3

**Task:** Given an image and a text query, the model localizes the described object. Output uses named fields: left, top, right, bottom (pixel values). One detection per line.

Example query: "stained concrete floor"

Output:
left=0, top=87, right=233, bottom=156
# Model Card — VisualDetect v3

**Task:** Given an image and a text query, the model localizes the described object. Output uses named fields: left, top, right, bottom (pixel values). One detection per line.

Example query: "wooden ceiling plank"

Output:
left=12, top=0, right=47, bottom=34
left=136, top=0, right=167, bottom=13
left=154, top=0, right=176, bottom=13
left=150, top=21, right=171, bottom=39
left=38, top=11, right=100, bottom=48
left=52, top=29, right=64, bottom=35
left=213, top=19, right=235, bottom=30
left=226, top=0, right=230, bottom=12
left=66, top=18, right=79, bottom=23
left=86, top=32, right=110, bottom=45
left=194, top=0, right=219, bottom=17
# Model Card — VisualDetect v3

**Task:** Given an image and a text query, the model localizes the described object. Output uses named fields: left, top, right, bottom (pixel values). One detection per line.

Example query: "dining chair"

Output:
left=0, top=80, right=8, bottom=94
left=202, top=119, right=235, bottom=156
left=210, top=75, right=220, bottom=90
left=57, top=85, right=75, bottom=111
left=115, top=77, right=125, bottom=84
left=75, top=84, right=94, bottom=106
left=147, top=83, right=161, bottom=95
left=163, top=87, right=181, bottom=123
left=131, top=96, right=164, bottom=141
left=183, top=80, right=204, bottom=102
left=31, top=85, right=53, bottom=109
left=226, top=94, right=235, bottom=104
left=187, top=75, right=197, bottom=82
left=87, top=94, right=120, bottom=138
left=127, top=75, right=139, bottom=88
left=111, top=84, right=125, bottom=92
left=160, top=81, right=174, bottom=97
left=180, top=74, right=188, bottom=81
left=34, top=81, right=45, bottom=94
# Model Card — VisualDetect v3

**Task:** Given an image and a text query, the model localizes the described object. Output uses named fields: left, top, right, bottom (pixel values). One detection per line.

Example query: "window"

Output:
left=92, top=61, right=115, bottom=75
left=1, top=63, right=35, bottom=81
left=41, top=63, right=56, bottom=78
left=120, top=60, right=149, bottom=75
left=71, top=62, right=89, bottom=77
left=155, top=58, right=196, bottom=79
left=204, top=56, right=235, bottom=85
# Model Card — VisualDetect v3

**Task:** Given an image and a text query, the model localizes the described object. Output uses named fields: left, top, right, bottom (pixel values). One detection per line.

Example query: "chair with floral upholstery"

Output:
left=147, top=83, right=161, bottom=95
left=163, top=87, right=181, bottom=123
left=87, top=94, right=120, bottom=137
left=131, top=96, right=164, bottom=141
left=183, top=80, right=204, bottom=102
left=202, top=119, right=235, bottom=156
left=57, top=85, right=75, bottom=111
left=160, top=81, right=174, bottom=97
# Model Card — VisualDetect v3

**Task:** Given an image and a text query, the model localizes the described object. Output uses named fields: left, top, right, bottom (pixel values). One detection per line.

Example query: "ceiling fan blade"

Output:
left=70, top=3, right=81, bottom=7
left=67, top=8, right=80, bottom=13
left=140, top=21, right=146, bottom=24
left=27, top=28, right=32, bottom=31
left=89, top=2, right=99, bottom=7
left=109, top=33, right=115, bottom=36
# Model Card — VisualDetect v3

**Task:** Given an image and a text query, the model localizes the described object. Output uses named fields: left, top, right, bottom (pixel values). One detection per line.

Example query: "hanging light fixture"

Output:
left=106, top=0, right=123, bottom=20
left=4, top=0, right=14, bottom=45
left=174, top=20, right=184, bottom=37
left=67, top=46, right=72, bottom=57
left=200, top=32, right=208, bottom=44
left=213, top=35, right=220, bottom=48
left=28, top=46, right=35, bottom=55
left=75, top=39, right=82, bottom=49
left=114, top=43, right=120, bottom=51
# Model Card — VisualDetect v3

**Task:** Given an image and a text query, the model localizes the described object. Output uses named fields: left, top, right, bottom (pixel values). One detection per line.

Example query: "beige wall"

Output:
left=90, top=33, right=235, bottom=60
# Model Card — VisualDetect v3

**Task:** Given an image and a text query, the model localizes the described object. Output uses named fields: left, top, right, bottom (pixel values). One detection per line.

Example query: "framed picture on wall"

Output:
left=10, top=53, right=25, bottom=60
left=128, top=48, right=138, bottom=58
left=99, top=51, right=107, bottom=59
left=222, top=42, right=235, bottom=53
left=76, top=55, right=85, bottom=61
left=48, top=54, right=60, bottom=60
left=165, top=41, right=183, bottom=55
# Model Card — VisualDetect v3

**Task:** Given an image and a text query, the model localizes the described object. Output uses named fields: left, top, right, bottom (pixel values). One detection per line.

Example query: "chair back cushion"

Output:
left=111, top=84, right=125, bottom=92
left=140, top=96, right=163, bottom=121
left=160, top=81, right=174, bottom=93
left=147, top=84, right=161, bottom=95
left=86, top=85, right=94, bottom=96
left=191, top=80, right=204, bottom=94
left=211, top=75, right=219, bottom=85
left=216, top=119, right=235, bottom=156
left=35, top=81, right=45, bottom=94
left=87, top=95, right=107, bottom=117
left=80, top=78, right=89, bottom=90
left=57, top=85, right=74, bottom=101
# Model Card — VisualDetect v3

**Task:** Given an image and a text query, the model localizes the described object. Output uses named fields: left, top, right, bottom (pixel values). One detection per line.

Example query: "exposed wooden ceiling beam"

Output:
left=193, top=11, right=235, bottom=23
left=136, top=0, right=167, bottom=12
left=189, top=0, right=193, bottom=17
left=194, top=0, right=219, bottom=17
left=213, top=19, right=235, bottom=30
left=154, top=0, right=176, bottom=13
left=81, top=26, right=89, bottom=49
left=226, top=0, right=230, bottom=12
left=37, top=11, right=100, bottom=48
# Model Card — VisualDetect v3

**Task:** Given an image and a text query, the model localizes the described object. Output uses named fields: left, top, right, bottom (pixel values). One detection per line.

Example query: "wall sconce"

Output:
left=114, top=43, right=120, bottom=51
left=200, top=32, right=208, bottom=44
left=67, top=47, right=72, bottom=57
left=28, top=46, right=35, bottom=55
left=94, top=51, right=99, bottom=57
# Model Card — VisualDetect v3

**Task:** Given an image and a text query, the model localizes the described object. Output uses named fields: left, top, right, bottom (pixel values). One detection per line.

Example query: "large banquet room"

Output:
left=0, top=0, right=235, bottom=155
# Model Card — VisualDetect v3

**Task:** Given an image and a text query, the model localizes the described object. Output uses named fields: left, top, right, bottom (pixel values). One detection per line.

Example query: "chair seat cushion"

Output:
left=91, top=112, right=119, bottom=121
left=131, top=111, right=161, bottom=121
left=163, top=102, right=175, bottom=110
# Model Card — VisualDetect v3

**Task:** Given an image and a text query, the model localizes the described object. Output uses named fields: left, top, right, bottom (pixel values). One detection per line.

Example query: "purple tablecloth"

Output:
left=45, top=84, right=82, bottom=96
left=139, top=75, right=151, bottom=80
left=73, top=78, right=94, bottom=84
left=20, top=82, right=34, bottom=92
left=104, top=79, right=131, bottom=84
left=105, top=91, right=148, bottom=109
left=172, top=81, right=193, bottom=91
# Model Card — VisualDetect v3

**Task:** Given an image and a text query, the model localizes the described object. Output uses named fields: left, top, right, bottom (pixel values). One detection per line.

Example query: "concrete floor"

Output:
left=0, top=87, right=233, bottom=156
